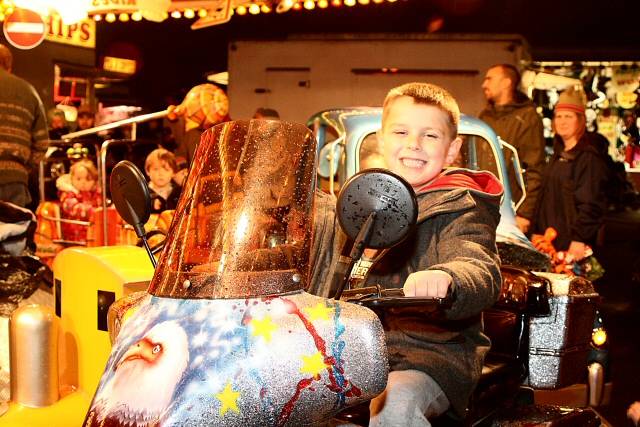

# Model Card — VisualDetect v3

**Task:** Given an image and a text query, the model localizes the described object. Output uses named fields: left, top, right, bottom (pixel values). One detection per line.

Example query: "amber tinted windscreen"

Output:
left=148, top=120, right=317, bottom=299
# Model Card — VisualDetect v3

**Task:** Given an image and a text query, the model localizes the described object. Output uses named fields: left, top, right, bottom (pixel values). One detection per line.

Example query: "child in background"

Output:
left=145, top=148, right=181, bottom=213
left=57, top=159, right=101, bottom=242
left=310, top=82, right=503, bottom=425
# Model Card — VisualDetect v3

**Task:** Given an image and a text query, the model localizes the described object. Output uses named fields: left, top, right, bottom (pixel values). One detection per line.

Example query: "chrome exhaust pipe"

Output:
left=9, top=305, right=59, bottom=407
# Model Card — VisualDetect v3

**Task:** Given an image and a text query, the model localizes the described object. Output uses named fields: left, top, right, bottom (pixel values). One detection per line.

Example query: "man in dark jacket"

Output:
left=309, top=83, right=502, bottom=424
left=480, top=64, right=545, bottom=234
left=0, top=43, right=48, bottom=208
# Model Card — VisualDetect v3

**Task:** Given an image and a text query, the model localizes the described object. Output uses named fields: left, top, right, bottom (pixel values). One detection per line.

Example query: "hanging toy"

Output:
left=167, top=83, right=229, bottom=132
left=66, top=143, right=90, bottom=161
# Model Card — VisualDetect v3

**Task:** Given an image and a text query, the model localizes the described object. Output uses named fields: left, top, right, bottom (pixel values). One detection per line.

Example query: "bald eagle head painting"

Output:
left=89, top=321, right=189, bottom=426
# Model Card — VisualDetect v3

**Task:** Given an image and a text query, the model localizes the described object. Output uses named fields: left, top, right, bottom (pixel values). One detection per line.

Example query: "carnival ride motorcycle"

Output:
left=0, top=117, right=610, bottom=426
left=102, top=119, right=608, bottom=426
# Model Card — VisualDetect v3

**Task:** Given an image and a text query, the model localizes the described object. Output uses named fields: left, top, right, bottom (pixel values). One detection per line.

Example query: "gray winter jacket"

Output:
left=307, top=169, right=503, bottom=416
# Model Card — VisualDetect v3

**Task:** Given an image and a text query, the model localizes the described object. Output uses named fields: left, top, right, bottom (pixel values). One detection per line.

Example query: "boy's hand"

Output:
left=403, top=270, right=452, bottom=298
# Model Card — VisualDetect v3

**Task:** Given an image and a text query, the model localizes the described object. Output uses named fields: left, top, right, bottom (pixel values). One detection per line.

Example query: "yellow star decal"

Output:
left=300, top=351, right=328, bottom=377
left=216, top=382, right=240, bottom=416
left=304, top=302, right=334, bottom=321
left=250, top=315, right=278, bottom=342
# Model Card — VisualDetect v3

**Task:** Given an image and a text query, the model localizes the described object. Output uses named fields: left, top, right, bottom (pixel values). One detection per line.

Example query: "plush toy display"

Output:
left=532, top=227, right=605, bottom=281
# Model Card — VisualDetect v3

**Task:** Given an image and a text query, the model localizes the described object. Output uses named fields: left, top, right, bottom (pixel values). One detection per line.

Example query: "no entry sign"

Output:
left=3, top=8, right=46, bottom=50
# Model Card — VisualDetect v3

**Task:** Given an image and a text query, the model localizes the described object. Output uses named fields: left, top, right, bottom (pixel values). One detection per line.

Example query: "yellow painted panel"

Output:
left=52, top=246, right=154, bottom=396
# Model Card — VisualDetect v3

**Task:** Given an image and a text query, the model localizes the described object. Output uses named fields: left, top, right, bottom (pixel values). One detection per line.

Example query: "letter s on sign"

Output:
left=80, top=23, right=90, bottom=41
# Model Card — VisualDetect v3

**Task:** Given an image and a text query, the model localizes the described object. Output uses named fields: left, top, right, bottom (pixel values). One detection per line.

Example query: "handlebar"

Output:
left=341, top=285, right=453, bottom=310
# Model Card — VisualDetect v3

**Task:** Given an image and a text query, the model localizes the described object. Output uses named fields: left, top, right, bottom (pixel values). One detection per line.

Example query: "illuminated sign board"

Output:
left=103, top=56, right=137, bottom=74
left=45, top=15, right=96, bottom=48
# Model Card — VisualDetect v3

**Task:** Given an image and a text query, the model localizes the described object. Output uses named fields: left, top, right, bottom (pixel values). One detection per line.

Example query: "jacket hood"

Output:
left=415, top=168, right=504, bottom=196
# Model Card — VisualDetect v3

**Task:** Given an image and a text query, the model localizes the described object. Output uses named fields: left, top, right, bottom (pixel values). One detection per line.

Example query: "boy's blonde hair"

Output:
left=382, top=82, right=460, bottom=138
left=70, top=159, right=98, bottom=181
left=145, top=148, right=178, bottom=173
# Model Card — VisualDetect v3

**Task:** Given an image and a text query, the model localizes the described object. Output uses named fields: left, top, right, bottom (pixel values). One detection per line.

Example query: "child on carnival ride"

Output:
left=56, top=158, right=101, bottom=243
left=145, top=148, right=181, bottom=213
left=310, top=82, right=503, bottom=425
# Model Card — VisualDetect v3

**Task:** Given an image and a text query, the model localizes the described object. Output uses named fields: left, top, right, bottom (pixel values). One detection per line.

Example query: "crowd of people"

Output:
left=2, top=38, right=640, bottom=425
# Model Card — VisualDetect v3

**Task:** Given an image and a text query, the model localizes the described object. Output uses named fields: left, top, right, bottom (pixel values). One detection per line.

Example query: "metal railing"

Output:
left=43, top=109, right=170, bottom=245
left=61, top=109, right=169, bottom=141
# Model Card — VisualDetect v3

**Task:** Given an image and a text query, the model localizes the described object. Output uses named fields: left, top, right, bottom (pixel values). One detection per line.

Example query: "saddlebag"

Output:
left=527, top=273, right=599, bottom=389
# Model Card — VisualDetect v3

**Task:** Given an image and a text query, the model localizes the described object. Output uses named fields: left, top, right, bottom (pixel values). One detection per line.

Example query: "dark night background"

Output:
left=95, top=0, right=640, bottom=111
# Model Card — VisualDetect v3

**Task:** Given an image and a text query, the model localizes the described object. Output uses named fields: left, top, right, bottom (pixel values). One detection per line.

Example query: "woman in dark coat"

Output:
left=535, top=87, right=609, bottom=259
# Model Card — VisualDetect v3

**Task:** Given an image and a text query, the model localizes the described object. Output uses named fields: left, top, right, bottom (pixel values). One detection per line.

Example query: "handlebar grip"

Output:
left=356, top=296, right=453, bottom=309
left=340, top=285, right=454, bottom=310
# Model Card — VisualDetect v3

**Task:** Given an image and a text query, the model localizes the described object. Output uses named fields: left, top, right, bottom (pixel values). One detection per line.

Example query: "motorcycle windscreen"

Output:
left=148, top=120, right=317, bottom=299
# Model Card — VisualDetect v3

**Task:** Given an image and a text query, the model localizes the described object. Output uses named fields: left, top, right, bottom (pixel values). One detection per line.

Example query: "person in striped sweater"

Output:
left=0, top=43, right=48, bottom=208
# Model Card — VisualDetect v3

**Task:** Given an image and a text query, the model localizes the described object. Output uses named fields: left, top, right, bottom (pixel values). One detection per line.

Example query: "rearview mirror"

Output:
left=337, top=168, right=417, bottom=249
left=333, top=169, right=417, bottom=299
left=110, top=160, right=155, bottom=267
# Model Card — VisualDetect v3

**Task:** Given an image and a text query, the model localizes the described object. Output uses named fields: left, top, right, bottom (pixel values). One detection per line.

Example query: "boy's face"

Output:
left=379, top=96, right=461, bottom=188
left=71, top=166, right=96, bottom=192
left=147, top=160, right=174, bottom=187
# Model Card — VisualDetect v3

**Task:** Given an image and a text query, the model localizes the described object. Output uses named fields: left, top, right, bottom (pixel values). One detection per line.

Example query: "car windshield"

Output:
left=358, top=132, right=500, bottom=177
left=148, top=120, right=317, bottom=299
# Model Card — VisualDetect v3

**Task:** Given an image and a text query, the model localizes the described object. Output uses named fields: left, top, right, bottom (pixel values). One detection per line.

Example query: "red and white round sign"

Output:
left=3, top=8, right=46, bottom=50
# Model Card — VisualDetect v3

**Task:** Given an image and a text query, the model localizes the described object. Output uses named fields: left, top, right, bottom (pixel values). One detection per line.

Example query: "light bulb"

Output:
left=249, top=3, right=260, bottom=14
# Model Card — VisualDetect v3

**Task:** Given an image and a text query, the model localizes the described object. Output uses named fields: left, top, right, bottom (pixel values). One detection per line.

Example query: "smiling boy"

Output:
left=310, top=83, right=504, bottom=425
